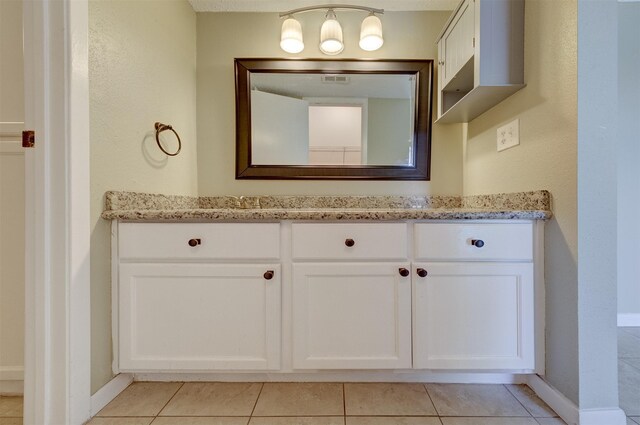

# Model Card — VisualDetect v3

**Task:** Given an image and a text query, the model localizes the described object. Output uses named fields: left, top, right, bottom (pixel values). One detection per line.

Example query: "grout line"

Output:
left=502, top=383, right=535, bottom=418
left=422, top=382, right=441, bottom=416
left=342, top=382, right=346, bottom=417
left=154, top=382, right=184, bottom=418
left=249, top=382, right=265, bottom=418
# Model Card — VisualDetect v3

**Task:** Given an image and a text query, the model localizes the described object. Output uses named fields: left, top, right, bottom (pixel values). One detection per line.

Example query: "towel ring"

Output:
left=154, top=122, right=181, bottom=156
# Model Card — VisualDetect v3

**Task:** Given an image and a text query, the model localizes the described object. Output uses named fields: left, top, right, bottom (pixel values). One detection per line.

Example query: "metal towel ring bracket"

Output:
left=154, top=122, right=181, bottom=156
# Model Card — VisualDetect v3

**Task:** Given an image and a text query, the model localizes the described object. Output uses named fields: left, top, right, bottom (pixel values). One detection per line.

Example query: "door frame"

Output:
left=22, top=0, right=91, bottom=423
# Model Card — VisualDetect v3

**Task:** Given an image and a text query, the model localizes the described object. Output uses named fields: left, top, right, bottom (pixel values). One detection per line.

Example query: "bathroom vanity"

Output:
left=104, top=191, right=550, bottom=378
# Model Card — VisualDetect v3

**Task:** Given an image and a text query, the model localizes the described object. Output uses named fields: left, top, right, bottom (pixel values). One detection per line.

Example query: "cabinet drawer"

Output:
left=292, top=223, right=407, bottom=260
left=118, top=222, right=280, bottom=260
left=414, top=222, right=533, bottom=261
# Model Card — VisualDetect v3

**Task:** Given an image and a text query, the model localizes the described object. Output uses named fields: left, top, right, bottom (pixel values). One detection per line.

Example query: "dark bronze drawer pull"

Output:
left=399, top=268, right=410, bottom=277
left=345, top=238, right=355, bottom=247
left=416, top=268, right=428, bottom=278
left=264, top=270, right=274, bottom=280
left=188, top=238, right=201, bottom=247
left=471, top=239, right=485, bottom=248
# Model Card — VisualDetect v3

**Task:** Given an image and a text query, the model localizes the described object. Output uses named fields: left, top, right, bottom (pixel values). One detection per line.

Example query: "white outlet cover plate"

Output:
left=497, top=119, right=520, bottom=152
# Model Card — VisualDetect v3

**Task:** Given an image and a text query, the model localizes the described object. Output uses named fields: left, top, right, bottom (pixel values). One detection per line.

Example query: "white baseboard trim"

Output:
left=90, top=373, right=134, bottom=416
left=0, top=380, right=24, bottom=395
left=134, top=371, right=528, bottom=384
left=527, top=375, right=627, bottom=425
left=618, top=313, right=640, bottom=327
left=0, top=366, right=24, bottom=381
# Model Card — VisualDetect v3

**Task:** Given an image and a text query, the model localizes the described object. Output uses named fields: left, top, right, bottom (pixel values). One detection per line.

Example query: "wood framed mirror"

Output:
left=235, top=59, right=433, bottom=180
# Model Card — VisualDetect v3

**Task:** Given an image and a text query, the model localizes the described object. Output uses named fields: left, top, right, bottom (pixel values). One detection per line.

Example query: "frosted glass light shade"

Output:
left=359, top=14, right=383, bottom=51
left=320, top=10, right=344, bottom=55
left=280, top=17, right=304, bottom=53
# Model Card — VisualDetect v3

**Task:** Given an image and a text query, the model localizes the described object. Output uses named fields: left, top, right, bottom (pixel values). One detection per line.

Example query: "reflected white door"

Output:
left=251, top=90, right=309, bottom=165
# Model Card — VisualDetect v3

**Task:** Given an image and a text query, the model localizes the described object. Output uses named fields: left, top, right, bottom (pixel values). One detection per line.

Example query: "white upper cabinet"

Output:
left=436, top=0, right=525, bottom=123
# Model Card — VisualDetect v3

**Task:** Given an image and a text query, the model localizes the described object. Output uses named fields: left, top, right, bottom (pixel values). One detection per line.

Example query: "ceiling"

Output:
left=188, top=0, right=458, bottom=12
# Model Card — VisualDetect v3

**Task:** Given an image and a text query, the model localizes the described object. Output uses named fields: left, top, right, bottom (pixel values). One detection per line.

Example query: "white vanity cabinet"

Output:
left=291, top=223, right=412, bottom=369
left=112, top=219, right=544, bottom=375
left=412, top=222, right=537, bottom=371
left=115, top=222, right=282, bottom=372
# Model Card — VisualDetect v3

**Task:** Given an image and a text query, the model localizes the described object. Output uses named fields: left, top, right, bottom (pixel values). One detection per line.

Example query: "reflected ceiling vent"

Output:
left=321, top=75, right=350, bottom=84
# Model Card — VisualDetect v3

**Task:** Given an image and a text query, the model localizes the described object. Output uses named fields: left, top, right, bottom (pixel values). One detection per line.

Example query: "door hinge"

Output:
left=473, top=37, right=476, bottom=48
left=22, top=130, right=35, bottom=148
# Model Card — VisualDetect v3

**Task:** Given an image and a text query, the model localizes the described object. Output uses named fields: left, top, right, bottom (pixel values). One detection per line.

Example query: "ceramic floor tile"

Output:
left=0, top=419, right=23, bottom=425
left=440, top=418, right=538, bottom=425
left=621, top=327, right=640, bottom=339
left=425, top=384, right=529, bottom=417
left=0, top=397, right=22, bottom=417
left=159, top=382, right=262, bottom=417
left=620, top=361, right=640, bottom=416
left=345, top=383, right=437, bottom=416
left=505, top=385, right=558, bottom=418
left=619, top=330, right=640, bottom=358
left=623, top=358, right=640, bottom=371
left=252, top=383, right=344, bottom=416
left=346, top=417, right=442, bottom=425
left=629, top=417, right=640, bottom=424
left=97, top=382, right=182, bottom=417
left=534, top=419, right=567, bottom=425
left=628, top=418, right=639, bottom=425
left=152, top=418, right=249, bottom=425
left=249, top=418, right=344, bottom=425
left=87, top=419, right=154, bottom=425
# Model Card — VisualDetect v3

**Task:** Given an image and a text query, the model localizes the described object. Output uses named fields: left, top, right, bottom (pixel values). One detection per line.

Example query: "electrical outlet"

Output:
left=497, top=119, right=520, bottom=152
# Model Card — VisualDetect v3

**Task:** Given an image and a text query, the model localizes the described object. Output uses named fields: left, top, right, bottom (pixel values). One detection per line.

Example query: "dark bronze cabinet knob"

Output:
left=416, top=268, right=428, bottom=278
left=263, top=270, right=274, bottom=280
left=188, top=238, right=201, bottom=247
left=399, top=268, right=410, bottom=277
left=471, top=239, right=485, bottom=248
left=345, top=238, right=355, bottom=247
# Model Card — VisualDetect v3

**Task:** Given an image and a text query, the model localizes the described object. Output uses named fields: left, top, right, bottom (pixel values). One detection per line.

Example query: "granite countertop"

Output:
left=101, top=190, right=552, bottom=221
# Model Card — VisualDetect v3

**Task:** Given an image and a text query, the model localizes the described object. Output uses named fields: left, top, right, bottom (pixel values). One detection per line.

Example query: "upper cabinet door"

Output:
left=441, top=0, right=475, bottom=88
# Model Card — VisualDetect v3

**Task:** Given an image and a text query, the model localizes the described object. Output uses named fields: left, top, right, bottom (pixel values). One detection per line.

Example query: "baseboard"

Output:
left=618, top=313, right=640, bottom=327
left=90, top=373, right=133, bottom=416
left=0, top=367, right=24, bottom=395
left=0, top=380, right=23, bottom=395
left=527, top=375, right=626, bottom=425
left=134, top=371, right=528, bottom=384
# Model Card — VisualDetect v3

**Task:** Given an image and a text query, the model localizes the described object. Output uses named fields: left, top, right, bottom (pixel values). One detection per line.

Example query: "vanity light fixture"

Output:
left=279, top=4, right=384, bottom=55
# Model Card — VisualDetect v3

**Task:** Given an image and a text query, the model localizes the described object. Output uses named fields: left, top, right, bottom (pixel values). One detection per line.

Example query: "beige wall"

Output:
left=463, top=0, right=578, bottom=403
left=89, top=0, right=198, bottom=393
left=196, top=11, right=463, bottom=196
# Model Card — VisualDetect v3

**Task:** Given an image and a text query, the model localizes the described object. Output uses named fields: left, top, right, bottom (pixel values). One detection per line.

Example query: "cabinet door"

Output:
left=292, top=263, right=412, bottom=369
left=119, top=263, right=280, bottom=371
left=413, top=262, right=534, bottom=370
left=441, top=0, right=475, bottom=87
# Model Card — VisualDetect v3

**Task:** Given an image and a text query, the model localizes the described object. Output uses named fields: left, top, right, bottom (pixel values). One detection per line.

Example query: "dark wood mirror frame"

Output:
left=235, top=58, right=434, bottom=180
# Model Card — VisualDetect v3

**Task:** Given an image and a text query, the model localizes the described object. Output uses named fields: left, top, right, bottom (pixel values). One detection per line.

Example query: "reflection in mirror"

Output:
left=235, top=59, right=433, bottom=180
left=250, top=73, right=416, bottom=167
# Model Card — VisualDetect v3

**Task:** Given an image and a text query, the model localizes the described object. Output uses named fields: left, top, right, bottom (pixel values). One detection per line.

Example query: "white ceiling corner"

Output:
left=188, top=0, right=459, bottom=13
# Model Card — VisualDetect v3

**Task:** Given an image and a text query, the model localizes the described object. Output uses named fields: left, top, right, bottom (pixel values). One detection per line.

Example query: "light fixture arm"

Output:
left=279, top=4, right=384, bottom=18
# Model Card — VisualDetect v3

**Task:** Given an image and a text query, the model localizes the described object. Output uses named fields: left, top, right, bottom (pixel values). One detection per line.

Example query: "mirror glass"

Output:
left=235, top=59, right=433, bottom=180
left=250, top=73, right=416, bottom=167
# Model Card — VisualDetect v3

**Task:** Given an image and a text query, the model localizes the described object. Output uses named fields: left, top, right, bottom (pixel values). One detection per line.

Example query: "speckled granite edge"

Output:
left=463, top=190, right=551, bottom=211
left=102, top=190, right=552, bottom=221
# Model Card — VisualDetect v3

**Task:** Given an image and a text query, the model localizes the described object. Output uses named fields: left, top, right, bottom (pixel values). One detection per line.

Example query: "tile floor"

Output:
left=84, top=382, right=567, bottom=425
left=1, top=328, right=639, bottom=425
left=619, top=326, right=640, bottom=425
